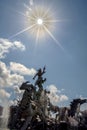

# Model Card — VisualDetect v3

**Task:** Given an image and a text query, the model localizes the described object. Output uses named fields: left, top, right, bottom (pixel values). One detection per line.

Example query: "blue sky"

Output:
left=0, top=0, right=87, bottom=107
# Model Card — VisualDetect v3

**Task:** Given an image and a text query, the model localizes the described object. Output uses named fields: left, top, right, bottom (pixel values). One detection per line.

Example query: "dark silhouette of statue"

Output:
left=7, top=67, right=87, bottom=130
left=70, top=98, right=87, bottom=117
left=33, top=66, right=46, bottom=91
left=9, top=81, right=36, bottom=129
left=19, top=81, right=36, bottom=110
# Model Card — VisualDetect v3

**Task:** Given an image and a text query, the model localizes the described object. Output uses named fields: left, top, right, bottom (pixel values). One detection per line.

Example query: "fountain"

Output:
left=0, top=100, right=9, bottom=130
left=1, top=67, right=87, bottom=130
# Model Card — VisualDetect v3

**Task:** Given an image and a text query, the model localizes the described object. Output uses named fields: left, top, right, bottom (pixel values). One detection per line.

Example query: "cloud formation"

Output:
left=0, top=89, right=11, bottom=99
left=0, top=61, right=24, bottom=87
left=47, top=85, right=68, bottom=105
left=14, top=85, right=22, bottom=94
left=0, top=61, right=36, bottom=88
left=30, top=0, right=33, bottom=6
left=10, top=62, right=36, bottom=76
left=0, top=89, right=11, bottom=106
left=0, top=38, right=25, bottom=59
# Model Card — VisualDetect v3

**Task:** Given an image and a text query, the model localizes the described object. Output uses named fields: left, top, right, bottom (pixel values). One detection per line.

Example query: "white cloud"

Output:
left=0, top=61, right=36, bottom=106
left=24, top=0, right=34, bottom=12
left=48, top=85, right=58, bottom=93
left=12, top=41, right=25, bottom=51
left=59, top=95, right=68, bottom=102
left=0, top=61, right=24, bottom=87
left=0, top=38, right=25, bottom=59
left=14, top=85, right=22, bottom=94
left=0, top=38, right=36, bottom=106
left=9, top=73, right=24, bottom=86
left=30, top=0, right=33, bottom=6
left=0, top=61, right=36, bottom=88
left=47, top=85, right=68, bottom=105
left=10, top=62, right=36, bottom=76
left=0, top=89, right=11, bottom=99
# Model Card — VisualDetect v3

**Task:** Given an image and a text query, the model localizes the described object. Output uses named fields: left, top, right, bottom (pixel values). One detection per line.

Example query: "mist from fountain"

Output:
left=0, top=100, right=9, bottom=130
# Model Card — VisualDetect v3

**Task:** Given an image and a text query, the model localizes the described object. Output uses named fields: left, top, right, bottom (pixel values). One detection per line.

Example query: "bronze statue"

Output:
left=33, top=66, right=46, bottom=91
left=8, top=67, right=87, bottom=130
left=20, top=81, right=36, bottom=109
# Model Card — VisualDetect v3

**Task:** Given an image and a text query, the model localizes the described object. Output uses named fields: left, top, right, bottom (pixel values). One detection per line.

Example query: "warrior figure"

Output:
left=33, top=66, right=46, bottom=91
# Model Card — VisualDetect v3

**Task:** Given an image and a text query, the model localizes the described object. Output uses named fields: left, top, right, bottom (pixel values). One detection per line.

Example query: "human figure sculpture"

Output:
left=19, top=81, right=48, bottom=130
left=7, top=67, right=87, bottom=130
left=33, top=66, right=46, bottom=91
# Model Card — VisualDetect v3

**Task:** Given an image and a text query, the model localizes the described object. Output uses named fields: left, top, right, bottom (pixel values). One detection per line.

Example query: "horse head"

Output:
left=20, top=81, right=35, bottom=91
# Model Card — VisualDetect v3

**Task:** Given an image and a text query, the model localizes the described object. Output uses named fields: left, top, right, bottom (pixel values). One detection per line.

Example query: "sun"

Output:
left=10, top=5, right=64, bottom=50
left=25, top=6, right=55, bottom=39
left=37, top=18, right=43, bottom=25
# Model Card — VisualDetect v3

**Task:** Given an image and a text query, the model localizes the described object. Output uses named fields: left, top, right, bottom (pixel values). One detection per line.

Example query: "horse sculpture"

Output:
left=9, top=81, right=36, bottom=129
left=19, top=81, right=40, bottom=130
left=70, top=98, right=87, bottom=117
left=19, top=81, right=36, bottom=110
left=18, top=81, right=50, bottom=130
left=8, top=67, right=87, bottom=130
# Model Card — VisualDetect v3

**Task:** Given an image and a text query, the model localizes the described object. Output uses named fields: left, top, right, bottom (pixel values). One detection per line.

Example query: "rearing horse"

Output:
left=19, top=81, right=36, bottom=110
left=19, top=81, right=37, bottom=130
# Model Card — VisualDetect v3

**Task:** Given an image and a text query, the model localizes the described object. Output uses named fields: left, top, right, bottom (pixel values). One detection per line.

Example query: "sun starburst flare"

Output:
left=25, top=6, right=55, bottom=39
left=9, top=5, right=64, bottom=50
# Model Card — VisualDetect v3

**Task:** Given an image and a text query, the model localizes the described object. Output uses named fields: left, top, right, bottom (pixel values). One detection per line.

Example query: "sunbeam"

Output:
left=36, top=28, right=40, bottom=44
left=16, top=10, right=37, bottom=22
left=43, top=25, right=64, bottom=50
left=9, top=24, right=36, bottom=39
left=46, top=19, right=64, bottom=23
left=9, top=4, right=65, bottom=50
left=25, top=6, right=55, bottom=38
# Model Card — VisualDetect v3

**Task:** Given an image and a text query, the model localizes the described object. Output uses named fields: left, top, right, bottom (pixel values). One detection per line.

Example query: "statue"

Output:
left=33, top=66, right=46, bottom=91
left=8, top=67, right=87, bottom=130
left=19, top=81, right=36, bottom=109
left=14, top=80, right=49, bottom=129
left=10, top=81, right=36, bottom=129
left=70, top=98, right=87, bottom=117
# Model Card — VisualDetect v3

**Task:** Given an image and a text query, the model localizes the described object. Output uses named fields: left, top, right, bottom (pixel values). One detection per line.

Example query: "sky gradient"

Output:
left=0, top=0, right=87, bottom=107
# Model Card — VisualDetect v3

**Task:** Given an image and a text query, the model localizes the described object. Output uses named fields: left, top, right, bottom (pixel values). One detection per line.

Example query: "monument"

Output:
left=7, top=67, right=87, bottom=130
